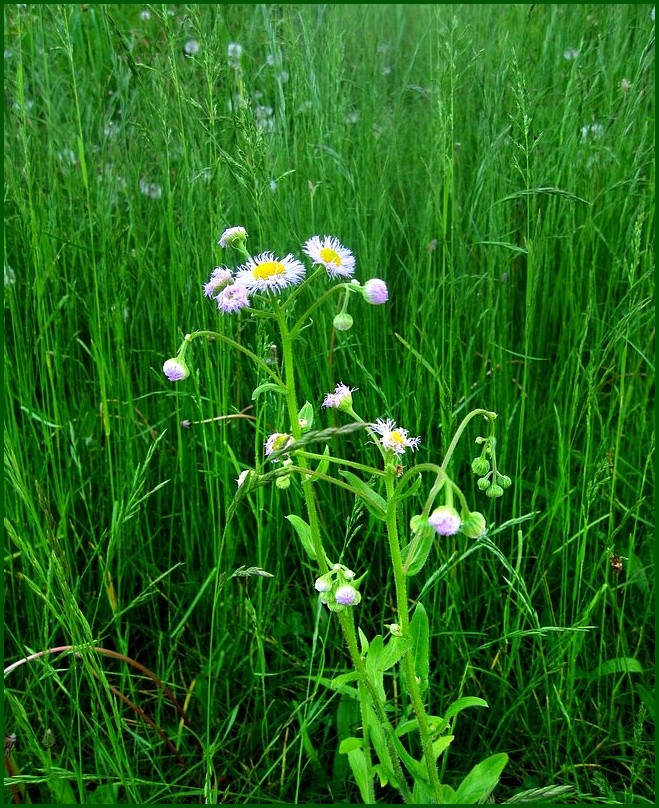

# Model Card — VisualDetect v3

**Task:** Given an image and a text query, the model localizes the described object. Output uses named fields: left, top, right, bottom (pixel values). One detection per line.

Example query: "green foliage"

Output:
left=4, top=2, right=654, bottom=804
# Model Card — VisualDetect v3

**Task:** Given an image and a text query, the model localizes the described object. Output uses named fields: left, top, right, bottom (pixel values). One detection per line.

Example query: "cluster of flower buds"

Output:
left=314, top=563, right=364, bottom=612
left=471, top=436, right=511, bottom=498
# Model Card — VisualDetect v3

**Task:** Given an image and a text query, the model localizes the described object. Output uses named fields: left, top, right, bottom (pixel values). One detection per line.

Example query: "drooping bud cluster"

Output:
left=471, top=435, right=511, bottom=498
left=314, top=563, right=364, bottom=612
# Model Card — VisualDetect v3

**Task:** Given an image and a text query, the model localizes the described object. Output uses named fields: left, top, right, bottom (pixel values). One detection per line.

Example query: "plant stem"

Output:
left=385, top=471, right=444, bottom=802
left=273, top=300, right=412, bottom=802
left=441, top=409, right=497, bottom=471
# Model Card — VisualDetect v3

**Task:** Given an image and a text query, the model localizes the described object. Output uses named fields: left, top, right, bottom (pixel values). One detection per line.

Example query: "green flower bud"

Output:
left=477, top=477, right=491, bottom=491
left=498, top=474, right=512, bottom=489
left=333, top=312, right=354, bottom=331
left=460, top=511, right=487, bottom=538
left=486, top=483, right=504, bottom=498
left=471, top=456, right=490, bottom=476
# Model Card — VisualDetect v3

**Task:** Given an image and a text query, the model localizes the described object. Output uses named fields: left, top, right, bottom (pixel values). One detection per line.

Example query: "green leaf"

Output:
left=358, top=627, right=369, bottom=655
left=339, top=736, right=363, bottom=754
left=297, top=400, right=314, bottom=432
left=346, top=747, right=372, bottom=803
left=88, top=783, right=120, bottom=804
left=314, top=445, right=331, bottom=477
left=432, top=696, right=489, bottom=736
left=378, top=635, right=410, bottom=672
left=413, top=777, right=436, bottom=804
left=404, top=521, right=436, bottom=576
left=339, top=470, right=387, bottom=520
left=331, top=671, right=363, bottom=691
left=410, top=602, right=429, bottom=694
left=452, top=752, right=508, bottom=804
left=432, top=734, right=454, bottom=761
left=48, top=777, right=78, bottom=804
left=594, top=657, right=644, bottom=677
left=251, top=382, right=285, bottom=399
left=285, top=514, right=316, bottom=560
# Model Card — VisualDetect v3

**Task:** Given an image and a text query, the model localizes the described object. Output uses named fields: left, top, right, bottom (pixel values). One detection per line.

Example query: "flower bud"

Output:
left=428, top=506, right=462, bottom=536
left=275, top=473, right=291, bottom=490
left=460, top=511, right=487, bottom=538
left=315, top=577, right=332, bottom=593
left=498, top=474, right=512, bottom=489
left=218, top=226, right=247, bottom=249
left=333, top=312, right=354, bottom=331
left=163, top=357, right=190, bottom=382
left=335, top=584, right=360, bottom=606
left=363, top=278, right=388, bottom=304
left=471, top=456, right=490, bottom=476
left=477, top=477, right=491, bottom=491
left=486, top=483, right=504, bottom=498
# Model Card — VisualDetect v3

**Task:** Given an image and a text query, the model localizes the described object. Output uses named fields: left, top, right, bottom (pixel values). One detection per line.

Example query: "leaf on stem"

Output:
left=338, top=470, right=387, bottom=520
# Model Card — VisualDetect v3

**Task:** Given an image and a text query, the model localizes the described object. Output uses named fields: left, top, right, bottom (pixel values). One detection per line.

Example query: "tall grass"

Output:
left=4, top=4, right=654, bottom=804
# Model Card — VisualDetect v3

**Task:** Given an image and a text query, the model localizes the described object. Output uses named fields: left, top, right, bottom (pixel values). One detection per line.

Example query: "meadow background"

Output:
left=3, top=3, right=655, bottom=804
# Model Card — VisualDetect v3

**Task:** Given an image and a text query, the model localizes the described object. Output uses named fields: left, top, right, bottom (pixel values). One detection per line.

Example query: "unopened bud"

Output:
left=333, top=312, right=354, bottom=331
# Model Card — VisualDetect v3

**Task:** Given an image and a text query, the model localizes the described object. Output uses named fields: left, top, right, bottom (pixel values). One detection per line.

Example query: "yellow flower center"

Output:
left=273, top=434, right=291, bottom=451
left=390, top=431, right=405, bottom=445
left=319, top=247, right=341, bottom=266
left=253, top=260, right=286, bottom=279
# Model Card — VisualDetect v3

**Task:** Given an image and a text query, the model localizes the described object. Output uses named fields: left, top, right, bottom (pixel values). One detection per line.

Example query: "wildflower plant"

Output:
left=163, top=227, right=512, bottom=803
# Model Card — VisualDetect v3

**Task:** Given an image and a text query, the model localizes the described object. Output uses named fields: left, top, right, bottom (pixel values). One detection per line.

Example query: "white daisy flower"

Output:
left=303, top=235, right=356, bottom=278
left=264, top=432, right=294, bottom=462
left=234, top=252, right=306, bottom=294
left=371, top=418, right=421, bottom=456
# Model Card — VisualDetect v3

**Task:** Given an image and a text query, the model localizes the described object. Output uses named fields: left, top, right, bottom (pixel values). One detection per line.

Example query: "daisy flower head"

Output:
left=216, top=283, right=250, bottom=314
left=235, top=252, right=305, bottom=294
left=428, top=506, right=462, bottom=537
left=163, top=357, right=189, bottom=382
left=371, top=418, right=420, bottom=456
left=322, top=383, right=356, bottom=412
left=265, top=432, right=294, bottom=462
left=236, top=469, right=250, bottom=488
left=363, top=278, right=388, bottom=305
left=303, top=235, right=356, bottom=278
left=218, top=226, right=247, bottom=249
left=203, top=266, right=233, bottom=298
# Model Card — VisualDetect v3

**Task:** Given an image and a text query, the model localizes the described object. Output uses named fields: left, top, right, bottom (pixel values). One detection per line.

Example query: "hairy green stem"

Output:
left=441, top=409, right=497, bottom=471
left=385, top=472, right=443, bottom=802
left=273, top=300, right=412, bottom=802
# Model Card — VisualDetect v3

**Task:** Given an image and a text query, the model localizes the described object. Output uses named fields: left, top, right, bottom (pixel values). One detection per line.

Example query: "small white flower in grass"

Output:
left=4, top=265, right=16, bottom=286
left=216, top=284, right=250, bottom=314
left=315, top=577, right=331, bottom=593
left=303, top=235, right=356, bottom=278
left=140, top=178, right=162, bottom=199
left=563, top=47, right=580, bottom=60
left=335, top=585, right=359, bottom=606
left=139, top=9, right=151, bottom=21
left=236, top=470, right=250, bottom=488
left=428, top=506, right=462, bottom=537
left=163, top=357, right=189, bottom=382
left=323, top=383, right=356, bottom=411
left=218, top=226, right=247, bottom=249
left=265, top=432, right=294, bottom=462
left=620, top=78, right=631, bottom=92
left=235, top=252, right=306, bottom=294
left=227, top=42, right=243, bottom=67
left=371, top=418, right=420, bottom=456
left=363, top=278, right=388, bottom=304
left=203, top=266, right=233, bottom=298
left=184, top=39, right=200, bottom=57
